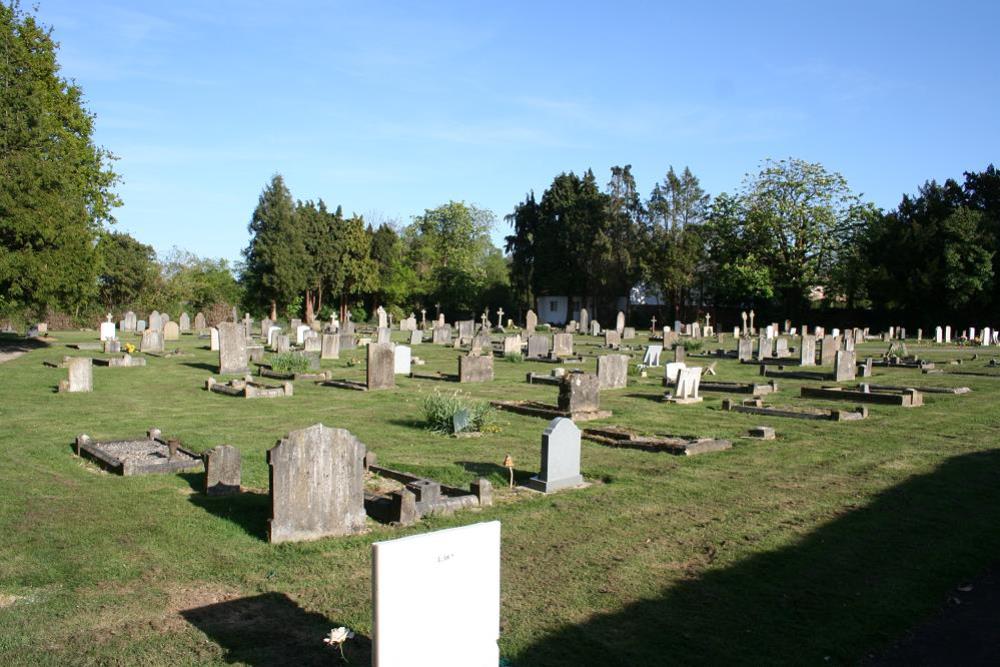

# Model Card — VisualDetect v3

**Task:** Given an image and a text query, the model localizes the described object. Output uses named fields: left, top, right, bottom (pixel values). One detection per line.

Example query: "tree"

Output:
left=298, top=199, right=340, bottom=322
left=241, top=174, right=304, bottom=320
left=328, top=214, right=378, bottom=321
left=504, top=192, right=540, bottom=314
left=702, top=192, right=774, bottom=305
left=604, top=165, right=647, bottom=316
left=159, top=248, right=243, bottom=314
left=0, top=2, right=120, bottom=319
left=369, top=222, right=414, bottom=316
left=95, top=231, right=158, bottom=312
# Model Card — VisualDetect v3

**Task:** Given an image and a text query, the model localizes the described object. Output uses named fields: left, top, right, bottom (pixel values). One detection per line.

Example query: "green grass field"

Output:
left=1, top=329, right=999, bottom=665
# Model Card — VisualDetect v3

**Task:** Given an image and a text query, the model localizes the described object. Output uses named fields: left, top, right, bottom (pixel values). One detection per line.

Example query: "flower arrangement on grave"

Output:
left=123, top=342, right=136, bottom=354
left=323, top=626, right=355, bottom=662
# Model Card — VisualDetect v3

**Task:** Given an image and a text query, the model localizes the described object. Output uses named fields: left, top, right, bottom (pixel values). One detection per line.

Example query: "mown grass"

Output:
left=1, top=330, right=999, bottom=665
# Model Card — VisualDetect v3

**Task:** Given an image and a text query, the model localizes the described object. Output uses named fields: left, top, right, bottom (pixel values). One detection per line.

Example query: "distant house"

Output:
left=535, top=294, right=630, bottom=325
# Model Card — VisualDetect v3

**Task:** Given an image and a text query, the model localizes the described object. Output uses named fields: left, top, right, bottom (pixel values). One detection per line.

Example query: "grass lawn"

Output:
left=1, top=329, right=999, bottom=665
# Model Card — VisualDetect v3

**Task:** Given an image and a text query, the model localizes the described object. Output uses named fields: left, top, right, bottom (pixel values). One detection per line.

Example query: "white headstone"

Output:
left=935, top=326, right=943, bottom=344
left=642, top=345, right=663, bottom=367
left=296, top=324, right=312, bottom=345
left=393, top=345, right=412, bottom=375
left=945, top=325, right=952, bottom=343
left=209, top=327, right=220, bottom=351
left=673, top=366, right=703, bottom=401
left=664, top=361, right=687, bottom=384
left=266, top=326, right=281, bottom=347
left=372, top=521, right=501, bottom=667
left=99, top=320, right=116, bottom=342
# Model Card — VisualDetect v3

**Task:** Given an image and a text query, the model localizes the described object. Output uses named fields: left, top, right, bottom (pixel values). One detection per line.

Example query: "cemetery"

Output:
left=3, top=3, right=1000, bottom=663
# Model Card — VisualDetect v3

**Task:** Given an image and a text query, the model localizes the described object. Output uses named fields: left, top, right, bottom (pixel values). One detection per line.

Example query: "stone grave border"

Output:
left=800, top=385, right=924, bottom=407
left=490, top=400, right=611, bottom=422
left=582, top=426, right=731, bottom=456
left=206, top=377, right=293, bottom=398
left=74, top=430, right=203, bottom=476
left=721, top=398, right=868, bottom=421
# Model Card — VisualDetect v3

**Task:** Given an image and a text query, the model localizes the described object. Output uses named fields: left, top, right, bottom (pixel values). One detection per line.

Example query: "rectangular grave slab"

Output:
left=74, top=431, right=203, bottom=476
left=800, top=386, right=923, bottom=407
left=459, top=354, right=494, bottom=383
left=582, top=426, right=732, bottom=456
left=217, top=322, right=249, bottom=374
left=60, top=357, right=93, bottom=392
left=267, top=424, right=366, bottom=543
left=721, top=398, right=868, bottom=421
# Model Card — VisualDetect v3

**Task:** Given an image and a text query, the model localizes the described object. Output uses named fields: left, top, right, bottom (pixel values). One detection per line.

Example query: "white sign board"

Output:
left=372, top=521, right=501, bottom=667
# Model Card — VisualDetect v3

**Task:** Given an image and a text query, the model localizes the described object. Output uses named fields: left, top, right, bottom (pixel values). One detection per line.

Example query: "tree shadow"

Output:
left=387, top=417, right=427, bottom=430
left=624, top=392, right=665, bottom=402
left=181, top=361, right=220, bottom=373
left=186, top=484, right=270, bottom=542
left=181, top=591, right=370, bottom=666
left=456, top=460, right=532, bottom=485
left=0, top=333, right=50, bottom=353
left=514, top=449, right=1000, bottom=666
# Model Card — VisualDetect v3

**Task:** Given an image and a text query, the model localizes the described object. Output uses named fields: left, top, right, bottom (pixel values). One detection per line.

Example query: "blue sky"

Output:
left=39, top=0, right=1000, bottom=264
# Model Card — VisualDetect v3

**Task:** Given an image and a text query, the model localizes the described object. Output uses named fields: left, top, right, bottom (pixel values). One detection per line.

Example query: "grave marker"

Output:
left=204, top=445, right=241, bottom=495
left=526, top=418, right=584, bottom=493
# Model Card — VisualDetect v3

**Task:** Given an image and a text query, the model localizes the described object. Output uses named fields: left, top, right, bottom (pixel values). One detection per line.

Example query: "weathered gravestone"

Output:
left=738, top=336, right=753, bottom=362
left=275, top=334, right=291, bottom=354
left=321, top=333, right=340, bottom=360
left=296, top=325, right=312, bottom=345
left=667, top=366, right=703, bottom=404
left=622, top=327, right=636, bottom=340
left=377, top=327, right=392, bottom=344
left=596, top=354, right=629, bottom=389
left=552, top=333, right=574, bottom=357
left=503, top=334, right=522, bottom=357
left=194, top=312, right=206, bottom=331
left=525, top=309, right=538, bottom=332
left=367, top=343, right=396, bottom=390
left=471, top=331, right=492, bottom=355
left=774, top=337, right=790, bottom=358
left=800, top=335, right=817, bottom=366
left=394, top=345, right=412, bottom=375
left=579, top=308, right=590, bottom=333
left=267, top=424, right=366, bottom=543
left=527, top=335, right=551, bottom=360
left=558, top=373, right=601, bottom=414
left=526, top=418, right=584, bottom=493
left=217, top=323, right=249, bottom=374
left=260, top=318, right=274, bottom=338
left=99, top=315, right=116, bottom=342
left=163, top=321, right=180, bottom=341
left=757, top=335, right=774, bottom=360
left=135, top=320, right=146, bottom=333
left=209, top=327, right=220, bottom=351
left=204, top=445, right=241, bottom=495
left=148, top=311, right=162, bottom=332
left=820, top=335, right=838, bottom=366
left=372, top=521, right=501, bottom=667
left=179, top=312, right=191, bottom=332
left=339, top=333, right=356, bottom=351
left=615, top=311, right=626, bottom=334
left=303, top=334, right=321, bottom=353
left=123, top=311, right=137, bottom=332
left=376, top=305, right=388, bottom=329
left=834, top=350, right=857, bottom=382
left=409, top=329, right=422, bottom=346
left=433, top=325, right=452, bottom=345
left=459, top=354, right=494, bottom=383
left=60, top=357, right=93, bottom=393
left=141, top=329, right=164, bottom=353
left=604, top=330, right=621, bottom=349
left=589, top=320, right=601, bottom=336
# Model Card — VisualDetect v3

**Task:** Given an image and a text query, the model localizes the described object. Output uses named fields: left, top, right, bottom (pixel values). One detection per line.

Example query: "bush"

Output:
left=205, top=302, right=234, bottom=327
left=267, top=352, right=311, bottom=374
left=505, top=353, right=523, bottom=363
left=682, top=339, right=703, bottom=352
left=421, top=390, right=499, bottom=435
left=535, top=324, right=551, bottom=332
left=350, top=304, right=368, bottom=324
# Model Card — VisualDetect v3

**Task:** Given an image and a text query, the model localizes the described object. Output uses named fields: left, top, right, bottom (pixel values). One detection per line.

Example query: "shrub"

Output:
left=421, top=390, right=499, bottom=435
left=267, top=352, right=311, bottom=374
left=505, top=353, right=523, bottom=363
left=350, top=304, right=368, bottom=324
left=682, top=339, right=703, bottom=352
left=535, top=324, right=551, bottom=332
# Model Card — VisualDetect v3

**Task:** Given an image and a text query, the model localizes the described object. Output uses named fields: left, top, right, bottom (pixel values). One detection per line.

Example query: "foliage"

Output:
left=505, top=352, right=523, bottom=363
left=266, top=352, right=311, bottom=374
left=421, top=389, right=498, bottom=435
left=158, top=248, right=243, bottom=314
left=95, top=231, right=158, bottom=313
left=0, top=2, right=120, bottom=319
left=681, top=339, right=703, bottom=352
left=241, top=174, right=303, bottom=318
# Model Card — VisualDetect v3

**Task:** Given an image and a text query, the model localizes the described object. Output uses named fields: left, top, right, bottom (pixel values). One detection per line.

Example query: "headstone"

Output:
left=669, top=366, right=703, bottom=403
left=552, top=333, right=574, bottom=357
left=303, top=335, right=321, bottom=353
left=163, top=321, right=180, bottom=341
left=935, top=326, right=943, bottom=344
left=321, top=333, right=340, bottom=360
left=194, top=312, right=206, bottom=331
left=290, top=318, right=302, bottom=332
left=525, top=309, right=538, bottom=332
left=376, top=306, right=388, bottom=329
left=757, top=335, right=774, bottom=360
left=673, top=345, right=685, bottom=363
left=394, top=345, right=412, bottom=375
left=123, top=311, right=137, bottom=332
left=140, top=329, right=164, bottom=353
left=799, top=334, right=817, bottom=366
left=179, top=312, right=191, bottom=332
left=459, top=354, right=494, bottom=383
left=339, top=333, right=356, bottom=351
left=558, top=373, right=600, bottom=413
left=99, top=316, right=116, bottom=342
left=274, top=334, right=290, bottom=353
left=267, top=424, right=366, bottom=543
left=579, top=308, right=590, bottom=333
left=945, top=325, right=952, bottom=343
left=458, top=320, right=475, bottom=341
left=820, top=335, right=838, bottom=366
left=615, top=311, right=625, bottom=334
left=296, top=324, right=312, bottom=345
left=774, top=337, right=790, bottom=358
left=433, top=326, right=452, bottom=345
left=471, top=331, right=492, bottom=355
left=664, top=361, right=687, bottom=384
left=589, top=320, right=601, bottom=336
left=983, top=327, right=992, bottom=347
left=597, top=354, right=629, bottom=389
left=62, top=357, right=93, bottom=392
left=502, top=334, right=522, bottom=357
left=738, top=336, right=753, bottom=362
left=641, top=345, right=662, bottom=367
left=834, top=350, right=857, bottom=382
left=604, top=330, right=621, bottom=349
left=136, top=320, right=146, bottom=333
left=377, top=327, right=392, bottom=344
left=527, top=335, right=551, bottom=359
left=409, top=329, right=422, bottom=345
left=204, top=445, right=241, bottom=495
left=266, top=325, right=282, bottom=347
left=526, top=418, right=584, bottom=493
left=148, top=311, right=163, bottom=332
left=367, top=343, right=395, bottom=390
left=371, top=521, right=501, bottom=667
left=218, top=322, right=249, bottom=374
left=209, top=327, right=220, bottom=351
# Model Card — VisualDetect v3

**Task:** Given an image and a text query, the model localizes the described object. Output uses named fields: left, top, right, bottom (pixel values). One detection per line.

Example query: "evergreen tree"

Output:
left=241, top=174, right=304, bottom=320
left=0, top=2, right=120, bottom=319
left=95, top=231, right=158, bottom=313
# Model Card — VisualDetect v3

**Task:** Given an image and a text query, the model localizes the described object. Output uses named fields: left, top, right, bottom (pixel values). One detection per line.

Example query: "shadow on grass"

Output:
left=386, top=417, right=428, bottom=430
left=456, top=461, right=532, bottom=486
left=180, top=473, right=269, bottom=541
left=0, top=333, right=50, bottom=354
left=181, top=591, right=370, bottom=666
left=514, top=449, right=1000, bottom=666
left=181, top=361, right=220, bottom=373
left=624, top=392, right=665, bottom=402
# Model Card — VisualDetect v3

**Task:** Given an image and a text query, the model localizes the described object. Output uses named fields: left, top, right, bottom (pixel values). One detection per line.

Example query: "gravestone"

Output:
left=194, top=312, right=206, bottom=331
left=457, top=320, right=475, bottom=342
left=163, top=321, right=180, bottom=341
left=596, top=354, right=629, bottom=389
left=800, top=335, right=817, bottom=366
left=141, top=329, right=164, bottom=353
left=296, top=324, right=312, bottom=345
left=983, top=327, right=992, bottom=347
left=377, top=327, right=392, bottom=344
left=615, top=311, right=625, bottom=334
left=757, top=335, right=774, bottom=360
left=471, top=331, right=492, bottom=355
left=99, top=316, right=116, bottom=342
left=622, top=327, right=636, bottom=340
left=642, top=345, right=663, bottom=367
left=664, top=361, right=687, bottom=384
left=367, top=343, right=396, bottom=390
left=376, top=306, right=388, bottom=329
left=935, top=326, right=943, bottom=343
left=774, top=337, right=790, bottom=358
left=260, top=318, right=273, bottom=338
left=552, top=333, right=574, bottom=357
left=579, top=308, right=590, bottom=333
left=820, top=335, right=838, bottom=366
left=527, top=335, right=551, bottom=359
left=409, top=329, right=422, bottom=345
left=123, top=311, right=137, bottom=332
left=668, top=366, right=703, bottom=403
left=209, top=327, right=220, bottom=351
left=136, top=320, right=146, bottom=333
left=503, top=334, right=522, bottom=357
left=525, top=309, right=538, bottom=332
left=459, top=354, right=494, bottom=382
left=179, top=312, right=191, bottom=332
left=218, top=323, right=250, bottom=374
left=290, top=318, right=302, bottom=332
left=558, top=373, right=600, bottom=413
left=372, top=521, right=501, bottom=667
left=604, top=330, right=621, bottom=349
left=321, top=333, right=340, bottom=360
left=673, top=345, right=685, bottom=363
left=267, top=424, right=366, bottom=543
left=148, top=312, right=163, bottom=332
left=945, top=325, right=952, bottom=343
left=61, top=357, right=93, bottom=393
left=589, top=320, right=601, bottom=336
left=834, top=350, right=857, bottom=382
left=303, top=335, right=321, bottom=353
left=526, top=418, right=584, bottom=493
left=204, top=445, right=241, bottom=495
left=394, top=345, right=412, bottom=375
left=433, top=326, right=452, bottom=345
left=339, top=333, right=356, bottom=351
left=738, top=337, right=753, bottom=362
